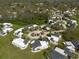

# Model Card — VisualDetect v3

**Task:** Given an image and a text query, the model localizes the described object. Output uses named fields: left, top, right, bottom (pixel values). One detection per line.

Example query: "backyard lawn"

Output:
left=0, top=23, right=45, bottom=59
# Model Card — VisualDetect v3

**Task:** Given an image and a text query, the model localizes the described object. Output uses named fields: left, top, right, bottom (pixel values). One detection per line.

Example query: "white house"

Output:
left=0, top=31, right=7, bottom=36
left=2, top=28, right=13, bottom=33
left=47, top=33, right=62, bottom=45
left=12, top=38, right=30, bottom=50
left=31, top=40, right=49, bottom=52
left=54, top=47, right=67, bottom=56
left=48, top=19, right=53, bottom=24
left=33, top=24, right=38, bottom=28
left=27, top=25, right=33, bottom=30
left=64, top=41, right=75, bottom=52
left=67, top=20, right=78, bottom=28
left=2, top=23, right=13, bottom=33
left=40, top=24, right=46, bottom=29
left=14, top=28, right=24, bottom=38
left=0, top=23, right=13, bottom=36
left=71, top=20, right=78, bottom=26
left=3, top=23, right=13, bottom=28
left=46, top=27, right=51, bottom=31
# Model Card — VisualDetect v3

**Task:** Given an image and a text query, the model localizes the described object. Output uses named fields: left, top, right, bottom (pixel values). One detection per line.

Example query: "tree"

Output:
left=62, top=28, right=79, bottom=41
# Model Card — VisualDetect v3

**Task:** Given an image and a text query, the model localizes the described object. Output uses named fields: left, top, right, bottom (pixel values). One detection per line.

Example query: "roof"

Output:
left=31, top=40, right=41, bottom=50
left=1, top=23, right=13, bottom=34
left=52, top=32, right=61, bottom=38
left=14, top=28, right=24, bottom=33
left=3, top=23, right=12, bottom=26
left=64, top=41, right=75, bottom=51
left=71, top=40, right=79, bottom=49
left=67, top=20, right=78, bottom=27
left=40, top=24, right=46, bottom=29
left=47, top=33, right=61, bottom=42
left=14, top=28, right=24, bottom=37
left=50, top=47, right=67, bottom=59
left=31, top=39, right=49, bottom=51
left=64, top=48, right=72, bottom=57
left=3, top=23, right=13, bottom=28
left=64, top=41, right=75, bottom=47
left=0, top=31, right=7, bottom=36
left=51, top=35, right=60, bottom=42
left=33, top=24, right=38, bottom=28
left=12, top=38, right=28, bottom=49
left=54, top=47, right=67, bottom=56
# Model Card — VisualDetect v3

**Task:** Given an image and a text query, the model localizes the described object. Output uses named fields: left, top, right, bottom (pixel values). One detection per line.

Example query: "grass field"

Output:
left=0, top=23, right=45, bottom=59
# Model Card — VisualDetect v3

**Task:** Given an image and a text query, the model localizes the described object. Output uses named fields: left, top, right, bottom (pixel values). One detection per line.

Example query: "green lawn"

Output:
left=0, top=24, right=45, bottom=59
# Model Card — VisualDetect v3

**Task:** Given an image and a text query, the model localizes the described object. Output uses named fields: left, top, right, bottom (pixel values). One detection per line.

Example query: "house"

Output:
left=48, top=19, right=53, bottom=24
left=50, top=47, right=68, bottom=59
left=32, top=24, right=39, bottom=30
left=64, top=10, right=73, bottom=16
left=0, top=31, right=7, bottom=36
left=47, top=33, right=62, bottom=45
left=64, top=41, right=75, bottom=52
left=45, top=27, right=51, bottom=31
left=33, top=24, right=38, bottom=28
left=0, top=23, right=13, bottom=36
left=67, top=20, right=78, bottom=28
left=71, top=40, right=79, bottom=50
left=40, top=24, right=46, bottom=29
left=51, top=16, right=56, bottom=19
left=12, top=37, right=30, bottom=50
left=14, top=28, right=24, bottom=38
left=64, top=40, right=79, bottom=52
left=31, top=39, right=49, bottom=52
left=64, top=48, right=73, bottom=58
left=48, top=17, right=59, bottom=25
left=26, top=24, right=38, bottom=29
left=3, top=23, right=13, bottom=28
left=64, top=8, right=76, bottom=17
left=2, top=23, right=13, bottom=33
left=2, top=28, right=13, bottom=33
left=40, top=24, right=51, bottom=31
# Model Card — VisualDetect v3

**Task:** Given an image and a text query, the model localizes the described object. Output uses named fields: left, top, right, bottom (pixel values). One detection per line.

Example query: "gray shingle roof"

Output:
left=71, top=40, right=79, bottom=49
left=64, top=48, right=72, bottom=57
left=50, top=49, right=65, bottom=59
left=31, top=40, right=41, bottom=50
